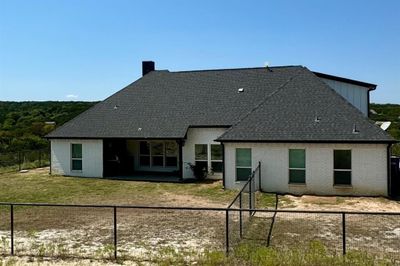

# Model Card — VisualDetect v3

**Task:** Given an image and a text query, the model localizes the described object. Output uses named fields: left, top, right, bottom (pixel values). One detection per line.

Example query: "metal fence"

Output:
left=0, top=203, right=227, bottom=261
left=226, top=162, right=260, bottom=251
left=225, top=162, right=400, bottom=258
left=0, top=149, right=50, bottom=174
left=0, top=203, right=399, bottom=261
left=227, top=208, right=400, bottom=259
left=0, top=160, right=399, bottom=261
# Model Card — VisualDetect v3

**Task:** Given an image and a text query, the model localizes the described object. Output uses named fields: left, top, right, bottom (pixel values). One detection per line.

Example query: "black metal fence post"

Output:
left=113, top=206, right=117, bottom=260
left=249, top=176, right=252, bottom=216
left=225, top=209, right=229, bottom=254
left=18, top=152, right=21, bottom=172
left=258, top=161, right=262, bottom=192
left=10, top=204, right=14, bottom=255
left=239, top=193, right=243, bottom=238
left=342, top=212, right=346, bottom=255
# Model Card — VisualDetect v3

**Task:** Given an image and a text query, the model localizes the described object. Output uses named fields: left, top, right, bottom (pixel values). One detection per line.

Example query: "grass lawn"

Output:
left=0, top=168, right=240, bottom=207
left=0, top=168, right=398, bottom=264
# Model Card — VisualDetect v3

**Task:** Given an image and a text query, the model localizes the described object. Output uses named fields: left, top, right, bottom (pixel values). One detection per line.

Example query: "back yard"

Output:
left=0, top=168, right=399, bottom=265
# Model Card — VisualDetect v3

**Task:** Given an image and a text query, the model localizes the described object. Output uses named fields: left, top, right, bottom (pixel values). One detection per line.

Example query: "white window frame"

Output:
left=165, top=141, right=178, bottom=168
left=210, top=144, right=223, bottom=173
left=195, top=144, right=208, bottom=170
left=151, top=141, right=165, bottom=167
left=71, top=143, right=82, bottom=172
left=139, top=141, right=178, bottom=169
left=333, top=149, right=352, bottom=186
left=288, top=149, right=306, bottom=184
left=235, top=148, right=252, bottom=182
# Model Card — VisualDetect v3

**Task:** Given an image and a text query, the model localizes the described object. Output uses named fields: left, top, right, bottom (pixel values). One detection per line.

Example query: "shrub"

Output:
left=188, top=163, right=208, bottom=180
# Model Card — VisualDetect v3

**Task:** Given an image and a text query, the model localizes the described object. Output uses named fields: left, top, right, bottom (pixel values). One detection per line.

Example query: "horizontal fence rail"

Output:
left=1, top=201, right=398, bottom=261
left=2, top=202, right=400, bottom=215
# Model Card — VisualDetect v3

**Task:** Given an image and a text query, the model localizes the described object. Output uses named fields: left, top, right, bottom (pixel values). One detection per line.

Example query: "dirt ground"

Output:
left=237, top=194, right=400, bottom=260
left=279, top=194, right=400, bottom=212
left=1, top=168, right=400, bottom=264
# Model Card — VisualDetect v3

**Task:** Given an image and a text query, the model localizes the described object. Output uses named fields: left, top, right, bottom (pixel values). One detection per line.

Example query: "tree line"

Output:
left=0, top=101, right=97, bottom=153
left=0, top=101, right=398, bottom=155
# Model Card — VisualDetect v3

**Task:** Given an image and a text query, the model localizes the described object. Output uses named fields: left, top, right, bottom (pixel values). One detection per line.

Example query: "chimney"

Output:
left=142, top=61, right=155, bottom=76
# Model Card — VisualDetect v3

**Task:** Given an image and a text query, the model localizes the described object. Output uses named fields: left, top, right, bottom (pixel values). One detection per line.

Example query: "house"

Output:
left=46, top=61, right=396, bottom=196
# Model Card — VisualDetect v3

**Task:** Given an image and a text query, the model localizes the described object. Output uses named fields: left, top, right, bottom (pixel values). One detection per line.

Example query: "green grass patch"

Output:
left=198, top=241, right=396, bottom=266
left=256, top=192, right=277, bottom=208
left=0, top=169, right=233, bottom=206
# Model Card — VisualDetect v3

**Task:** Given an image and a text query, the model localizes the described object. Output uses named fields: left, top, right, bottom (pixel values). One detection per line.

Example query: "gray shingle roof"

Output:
left=46, top=66, right=394, bottom=143
left=217, top=67, right=394, bottom=142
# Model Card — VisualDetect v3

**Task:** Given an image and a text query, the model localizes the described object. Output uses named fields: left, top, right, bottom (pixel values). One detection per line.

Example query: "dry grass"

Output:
left=0, top=168, right=233, bottom=260
left=0, top=168, right=236, bottom=207
left=1, top=168, right=399, bottom=263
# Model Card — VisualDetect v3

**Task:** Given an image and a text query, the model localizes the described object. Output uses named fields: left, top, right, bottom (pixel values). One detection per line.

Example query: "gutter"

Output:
left=216, top=139, right=397, bottom=144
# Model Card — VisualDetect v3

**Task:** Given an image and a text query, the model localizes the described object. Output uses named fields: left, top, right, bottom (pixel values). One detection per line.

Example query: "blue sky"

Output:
left=0, top=0, right=399, bottom=103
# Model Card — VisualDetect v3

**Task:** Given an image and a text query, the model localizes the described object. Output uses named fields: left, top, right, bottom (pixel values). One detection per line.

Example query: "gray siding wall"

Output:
left=321, top=78, right=369, bottom=116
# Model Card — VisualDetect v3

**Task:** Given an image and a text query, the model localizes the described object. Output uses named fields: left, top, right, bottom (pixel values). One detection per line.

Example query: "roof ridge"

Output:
left=218, top=67, right=305, bottom=140
left=170, top=65, right=303, bottom=74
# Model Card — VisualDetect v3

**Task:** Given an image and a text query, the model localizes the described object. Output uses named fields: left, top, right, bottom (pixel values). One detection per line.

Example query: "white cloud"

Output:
left=66, top=94, right=79, bottom=99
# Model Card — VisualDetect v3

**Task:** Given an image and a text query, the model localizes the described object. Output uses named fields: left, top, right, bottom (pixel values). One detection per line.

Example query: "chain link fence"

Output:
left=0, top=149, right=50, bottom=174
left=0, top=158, right=399, bottom=261
left=0, top=203, right=227, bottom=261
left=0, top=204, right=398, bottom=261
left=226, top=162, right=260, bottom=251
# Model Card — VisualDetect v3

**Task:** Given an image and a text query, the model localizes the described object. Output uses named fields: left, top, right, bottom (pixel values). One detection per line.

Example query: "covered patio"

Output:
left=103, top=138, right=183, bottom=181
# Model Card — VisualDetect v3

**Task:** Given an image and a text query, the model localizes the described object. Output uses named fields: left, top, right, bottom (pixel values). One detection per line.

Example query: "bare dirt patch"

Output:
left=162, top=192, right=227, bottom=208
left=280, top=195, right=400, bottom=212
left=242, top=194, right=400, bottom=259
left=0, top=208, right=226, bottom=261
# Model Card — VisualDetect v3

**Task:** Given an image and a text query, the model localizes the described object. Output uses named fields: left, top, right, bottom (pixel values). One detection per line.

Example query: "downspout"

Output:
left=222, top=142, right=226, bottom=189
left=387, top=143, right=392, bottom=197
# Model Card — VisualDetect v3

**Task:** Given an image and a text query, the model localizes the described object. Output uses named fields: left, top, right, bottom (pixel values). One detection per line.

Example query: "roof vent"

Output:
left=113, top=105, right=118, bottom=110
left=314, top=116, right=321, bottom=123
left=238, top=88, right=244, bottom=93
left=138, top=127, right=142, bottom=131
left=352, top=124, right=359, bottom=134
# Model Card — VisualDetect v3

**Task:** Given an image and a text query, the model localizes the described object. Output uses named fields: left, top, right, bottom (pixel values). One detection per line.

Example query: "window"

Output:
left=289, top=149, right=306, bottom=184
left=236, top=148, right=251, bottom=181
left=211, top=144, right=223, bottom=173
left=195, top=144, right=208, bottom=171
left=165, top=141, right=178, bottom=167
left=139, top=141, right=150, bottom=167
left=71, top=144, right=82, bottom=171
left=139, top=141, right=178, bottom=168
left=151, top=142, right=164, bottom=166
left=334, top=150, right=351, bottom=185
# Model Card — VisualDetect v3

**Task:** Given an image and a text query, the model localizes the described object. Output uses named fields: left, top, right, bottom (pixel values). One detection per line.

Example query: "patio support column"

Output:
left=178, top=139, right=184, bottom=181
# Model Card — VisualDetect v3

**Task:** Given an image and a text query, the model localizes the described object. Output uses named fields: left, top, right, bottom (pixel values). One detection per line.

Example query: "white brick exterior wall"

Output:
left=51, top=139, right=103, bottom=177
left=224, top=143, right=388, bottom=196
left=182, top=128, right=227, bottom=179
